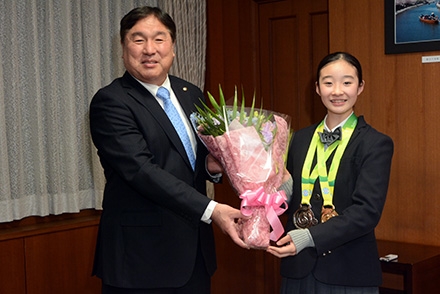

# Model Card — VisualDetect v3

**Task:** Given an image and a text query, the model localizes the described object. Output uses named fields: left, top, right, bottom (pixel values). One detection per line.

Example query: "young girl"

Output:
left=267, top=52, right=394, bottom=293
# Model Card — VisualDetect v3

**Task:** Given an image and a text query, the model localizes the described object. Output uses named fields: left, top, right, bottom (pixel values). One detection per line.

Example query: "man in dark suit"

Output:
left=89, top=6, right=248, bottom=294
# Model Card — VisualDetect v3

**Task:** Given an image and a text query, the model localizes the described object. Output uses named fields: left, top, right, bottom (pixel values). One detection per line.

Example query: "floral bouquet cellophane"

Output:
left=191, top=86, right=291, bottom=249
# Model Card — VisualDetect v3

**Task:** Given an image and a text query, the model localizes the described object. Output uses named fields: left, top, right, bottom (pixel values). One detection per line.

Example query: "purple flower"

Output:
left=260, top=121, right=275, bottom=145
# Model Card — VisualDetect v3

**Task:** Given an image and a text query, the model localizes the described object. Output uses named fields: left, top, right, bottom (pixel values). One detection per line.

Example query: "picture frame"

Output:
left=385, top=0, right=440, bottom=54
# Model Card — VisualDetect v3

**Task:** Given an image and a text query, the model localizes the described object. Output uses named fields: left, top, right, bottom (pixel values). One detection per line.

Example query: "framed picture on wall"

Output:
left=385, top=0, right=440, bottom=54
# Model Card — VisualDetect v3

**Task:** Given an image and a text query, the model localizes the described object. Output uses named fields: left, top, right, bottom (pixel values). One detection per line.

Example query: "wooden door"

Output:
left=257, top=0, right=328, bottom=131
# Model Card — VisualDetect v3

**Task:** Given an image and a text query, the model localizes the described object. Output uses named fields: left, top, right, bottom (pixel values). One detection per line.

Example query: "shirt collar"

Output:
left=132, top=75, right=171, bottom=97
left=323, top=111, right=354, bottom=132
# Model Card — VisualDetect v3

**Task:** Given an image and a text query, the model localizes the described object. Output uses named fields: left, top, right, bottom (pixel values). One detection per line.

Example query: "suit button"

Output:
left=322, top=250, right=332, bottom=257
left=314, top=194, right=322, bottom=200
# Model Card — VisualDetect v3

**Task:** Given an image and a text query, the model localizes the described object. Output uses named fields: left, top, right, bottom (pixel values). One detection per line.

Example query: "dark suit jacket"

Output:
left=281, top=116, right=393, bottom=287
left=89, top=72, right=216, bottom=289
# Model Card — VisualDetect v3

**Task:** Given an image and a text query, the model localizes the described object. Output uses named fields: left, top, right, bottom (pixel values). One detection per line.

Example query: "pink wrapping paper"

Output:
left=197, top=112, right=290, bottom=249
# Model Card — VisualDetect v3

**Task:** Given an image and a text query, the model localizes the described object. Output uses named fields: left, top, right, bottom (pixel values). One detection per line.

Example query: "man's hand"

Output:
left=206, top=154, right=223, bottom=174
left=211, top=203, right=249, bottom=249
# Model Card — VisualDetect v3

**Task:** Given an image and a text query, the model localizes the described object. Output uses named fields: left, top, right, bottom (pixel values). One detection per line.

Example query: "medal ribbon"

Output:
left=301, top=114, right=357, bottom=207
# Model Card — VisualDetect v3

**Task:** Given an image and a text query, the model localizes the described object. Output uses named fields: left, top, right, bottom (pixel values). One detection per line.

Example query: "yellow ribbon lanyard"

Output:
left=301, top=114, right=358, bottom=207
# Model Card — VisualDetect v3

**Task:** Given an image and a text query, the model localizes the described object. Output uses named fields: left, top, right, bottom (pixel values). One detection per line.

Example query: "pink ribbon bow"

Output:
left=239, top=186, right=288, bottom=241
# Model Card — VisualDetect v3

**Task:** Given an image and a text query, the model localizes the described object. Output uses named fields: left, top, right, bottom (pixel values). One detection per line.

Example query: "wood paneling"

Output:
left=25, top=225, right=100, bottom=294
left=0, top=210, right=101, bottom=294
left=329, top=0, right=440, bottom=246
left=206, top=0, right=259, bottom=99
left=0, top=239, right=26, bottom=294
left=258, top=0, right=328, bottom=131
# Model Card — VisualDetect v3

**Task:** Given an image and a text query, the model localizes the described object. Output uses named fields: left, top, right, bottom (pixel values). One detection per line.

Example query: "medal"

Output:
left=321, top=205, right=338, bottom=223
left=293, top=204, right=318, bottom=229
left=300, top=114, right=357, bottom=228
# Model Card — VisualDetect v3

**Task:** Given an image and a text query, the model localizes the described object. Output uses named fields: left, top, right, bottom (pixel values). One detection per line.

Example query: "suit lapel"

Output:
left=121, top=72, right=193, bottom=170
left=170, top=79, right=207, bottom=172
left=170, top=78, right=200, bottom=124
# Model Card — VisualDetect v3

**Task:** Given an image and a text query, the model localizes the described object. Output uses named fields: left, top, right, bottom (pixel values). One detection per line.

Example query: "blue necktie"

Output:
left=157, top=87, right=196, bottom=170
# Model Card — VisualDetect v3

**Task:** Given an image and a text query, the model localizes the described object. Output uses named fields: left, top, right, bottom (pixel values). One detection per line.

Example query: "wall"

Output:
left=329, top=0, right=440, bottom=246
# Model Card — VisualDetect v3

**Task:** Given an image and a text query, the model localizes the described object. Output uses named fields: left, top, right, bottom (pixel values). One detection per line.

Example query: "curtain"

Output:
left=0, top=0, right=207, bottom=223
left=165, top=0, right=207, bottom=89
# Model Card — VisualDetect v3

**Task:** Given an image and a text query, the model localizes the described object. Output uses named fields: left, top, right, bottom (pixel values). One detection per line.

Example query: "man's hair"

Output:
left=120, top=6, right=176, bottom=43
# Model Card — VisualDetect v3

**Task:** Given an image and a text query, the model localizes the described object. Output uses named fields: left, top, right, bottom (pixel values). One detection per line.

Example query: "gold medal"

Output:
left=293, top=204, right=318, bottom=229
left=321, top=205, right=338, bottom=223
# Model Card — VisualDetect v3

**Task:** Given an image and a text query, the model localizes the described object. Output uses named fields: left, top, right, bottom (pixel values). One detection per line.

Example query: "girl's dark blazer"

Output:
left=89, top=72, right=216, bottom=289
left=281, top=116, right=394, bottom=287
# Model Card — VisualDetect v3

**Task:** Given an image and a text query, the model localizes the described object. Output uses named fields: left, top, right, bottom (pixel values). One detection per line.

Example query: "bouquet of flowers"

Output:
left=191, top=86, right=291, bottom=249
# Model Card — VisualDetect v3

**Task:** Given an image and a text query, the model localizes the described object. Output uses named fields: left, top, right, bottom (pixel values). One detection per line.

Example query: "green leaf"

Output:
left=218, top=85, right=226, bottom=109
left=247, top=92, right=256, bottom=126
left=207, top=91, right=221, bottom=114
left=231, top=86, right=238, bottom=122
left=239, top=89, right=246, bottom=124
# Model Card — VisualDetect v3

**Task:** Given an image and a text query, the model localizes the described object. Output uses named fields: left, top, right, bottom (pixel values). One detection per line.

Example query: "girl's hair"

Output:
left=316, top=52, right=363, bottom=85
